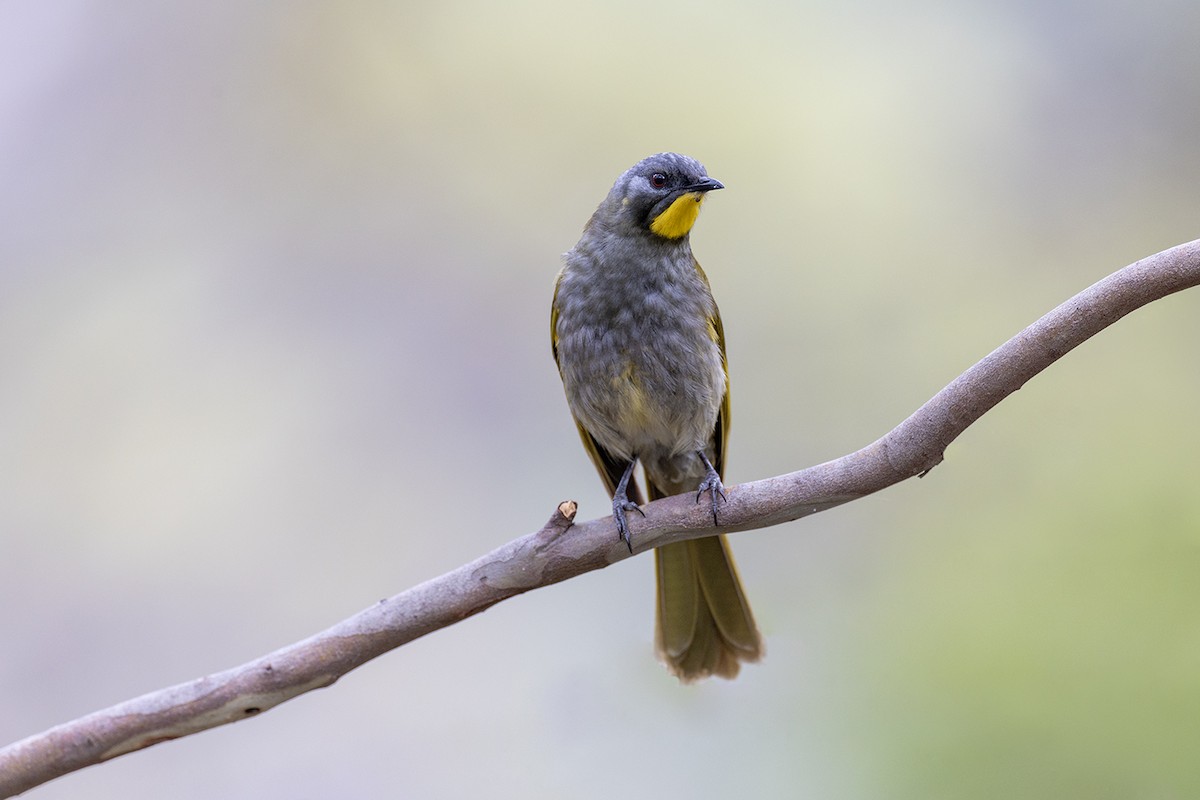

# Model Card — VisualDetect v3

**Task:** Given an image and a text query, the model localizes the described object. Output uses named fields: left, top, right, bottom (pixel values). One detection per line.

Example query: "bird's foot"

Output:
left=612, top=494, right=645, bottom=553
left=695, top=451, right=727, bottom=525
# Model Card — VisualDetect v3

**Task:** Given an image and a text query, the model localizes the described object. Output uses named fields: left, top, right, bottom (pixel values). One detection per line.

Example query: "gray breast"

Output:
left=554, top=242, right=725, bottom=462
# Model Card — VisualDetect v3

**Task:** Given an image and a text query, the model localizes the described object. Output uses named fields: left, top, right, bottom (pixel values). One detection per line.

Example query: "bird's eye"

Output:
left=650, top=172, right=668, bottom=188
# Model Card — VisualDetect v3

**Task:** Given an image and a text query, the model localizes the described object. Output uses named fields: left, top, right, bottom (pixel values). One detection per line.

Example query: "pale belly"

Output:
left=564, top=342, right=724, bottom=464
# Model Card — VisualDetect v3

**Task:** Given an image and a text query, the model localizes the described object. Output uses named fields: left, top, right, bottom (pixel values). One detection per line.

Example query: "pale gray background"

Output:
left=2, top=2, right=1199, bottom=797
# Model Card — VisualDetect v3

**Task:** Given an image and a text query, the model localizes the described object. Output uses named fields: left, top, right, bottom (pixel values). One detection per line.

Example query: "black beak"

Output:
left=685, top=176, right=724, bottom=193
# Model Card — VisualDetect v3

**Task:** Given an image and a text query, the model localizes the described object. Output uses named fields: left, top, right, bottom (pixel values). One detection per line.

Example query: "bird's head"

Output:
left=600, top=152, right=724, bottom=240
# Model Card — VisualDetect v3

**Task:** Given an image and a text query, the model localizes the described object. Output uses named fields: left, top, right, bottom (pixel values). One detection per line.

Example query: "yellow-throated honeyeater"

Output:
left=551, top=153, right=763, bottom=682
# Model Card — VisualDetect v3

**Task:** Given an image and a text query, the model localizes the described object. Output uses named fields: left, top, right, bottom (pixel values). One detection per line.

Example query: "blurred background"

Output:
left=2, top=2, right=1198, bottom=797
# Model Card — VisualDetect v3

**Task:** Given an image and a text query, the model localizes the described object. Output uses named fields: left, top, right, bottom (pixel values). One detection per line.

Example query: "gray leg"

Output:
left=612, top=458, right=645, bottom=552
left=694, top=450, right=727, bottom=525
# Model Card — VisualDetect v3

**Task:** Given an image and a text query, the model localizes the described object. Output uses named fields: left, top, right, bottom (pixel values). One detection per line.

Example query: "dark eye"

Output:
left=650, top=172, right=668, bottom=188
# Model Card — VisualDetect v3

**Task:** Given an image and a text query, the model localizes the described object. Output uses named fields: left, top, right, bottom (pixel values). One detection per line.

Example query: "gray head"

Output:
left=594, top=153, right=724, bottom=241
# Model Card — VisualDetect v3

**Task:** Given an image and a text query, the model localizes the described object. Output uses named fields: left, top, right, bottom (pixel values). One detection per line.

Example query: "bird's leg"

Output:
left=612, top=458, right=645, bottom=553
left=695, top=450, right=727, bottom=525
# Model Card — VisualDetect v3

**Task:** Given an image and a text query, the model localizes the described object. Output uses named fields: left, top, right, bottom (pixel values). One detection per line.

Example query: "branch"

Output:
left=2, top=239, right=1198, bottom=797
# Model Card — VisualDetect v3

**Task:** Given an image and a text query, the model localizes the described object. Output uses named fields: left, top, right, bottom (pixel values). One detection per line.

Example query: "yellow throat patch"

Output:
left=649, top=192, right=705, bottom=239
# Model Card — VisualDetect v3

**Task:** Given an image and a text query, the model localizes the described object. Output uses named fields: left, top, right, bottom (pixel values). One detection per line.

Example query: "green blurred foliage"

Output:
left=1, top=2, right=1198, bottom=798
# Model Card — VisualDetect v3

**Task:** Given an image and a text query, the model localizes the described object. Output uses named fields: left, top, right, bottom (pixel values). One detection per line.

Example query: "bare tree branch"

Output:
left=2, top=239, right=1198, bottom=797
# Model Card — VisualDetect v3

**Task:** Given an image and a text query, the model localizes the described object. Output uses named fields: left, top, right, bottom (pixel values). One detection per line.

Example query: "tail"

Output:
left=649, top=482, right=763, bottom=682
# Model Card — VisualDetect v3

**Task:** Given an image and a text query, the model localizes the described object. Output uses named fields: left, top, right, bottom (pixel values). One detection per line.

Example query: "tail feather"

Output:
left=649, top=477, right=763, bottom=682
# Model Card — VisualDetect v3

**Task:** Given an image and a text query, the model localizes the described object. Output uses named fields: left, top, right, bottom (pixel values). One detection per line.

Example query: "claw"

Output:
left=612, top=458, right=642, bottom=552
left=612, top=498, right=646, bottom=552
left=695, top=450, right=726, bottom=525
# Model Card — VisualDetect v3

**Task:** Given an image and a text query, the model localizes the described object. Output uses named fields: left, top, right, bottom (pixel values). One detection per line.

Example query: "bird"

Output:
left=550, top=152, right=763, bottom=682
